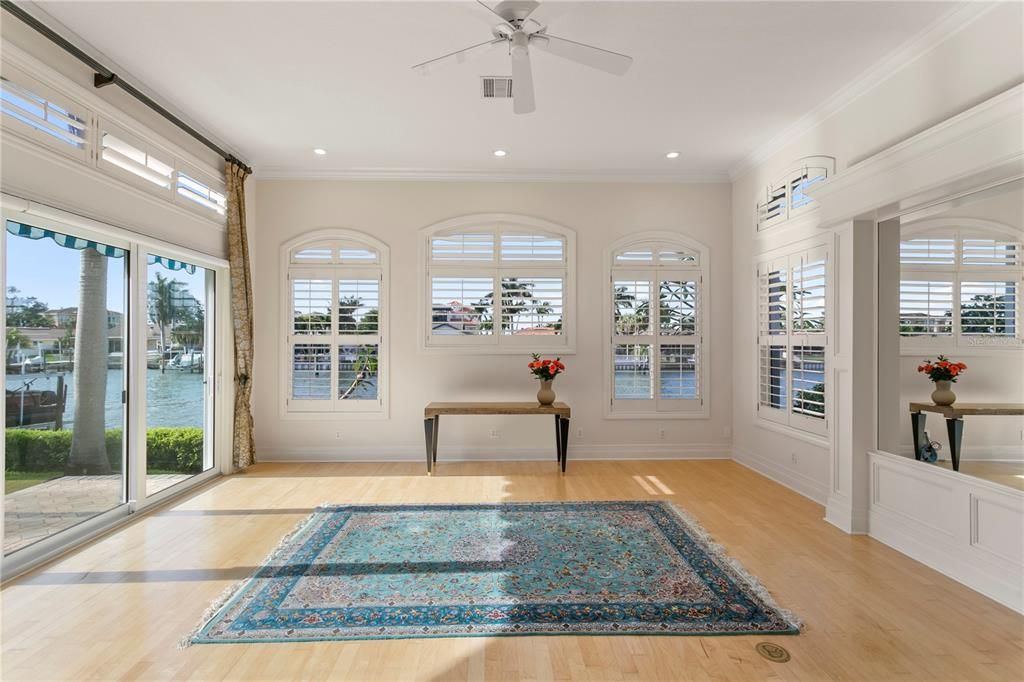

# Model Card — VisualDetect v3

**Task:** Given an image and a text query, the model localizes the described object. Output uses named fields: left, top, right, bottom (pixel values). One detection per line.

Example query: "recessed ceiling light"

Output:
left=313, top=148, right=327, bottom=156
left=493, top=149, right=507, bottom=157
left=665, top=151, right=680, bottom=159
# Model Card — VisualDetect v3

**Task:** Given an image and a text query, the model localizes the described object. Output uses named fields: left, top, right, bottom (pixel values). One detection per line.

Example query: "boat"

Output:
left=168, top=351, right=204, bottom=371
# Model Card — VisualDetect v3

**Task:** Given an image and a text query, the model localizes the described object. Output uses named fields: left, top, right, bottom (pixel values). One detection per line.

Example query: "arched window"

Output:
left=606, top=233, right=708, bottom=417
left=281, top=230, right=388, bottom=415
left=899, top=220, right=1022, bottom=348
left=756, top=156, right=836, bottom=231
left=421, top=214, right=575, bottom=352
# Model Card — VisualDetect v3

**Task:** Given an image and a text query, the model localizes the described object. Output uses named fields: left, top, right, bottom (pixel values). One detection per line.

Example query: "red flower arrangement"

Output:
left=528, top=353, right=565, bottom=381
left=917, top=355, right=967, bottom=383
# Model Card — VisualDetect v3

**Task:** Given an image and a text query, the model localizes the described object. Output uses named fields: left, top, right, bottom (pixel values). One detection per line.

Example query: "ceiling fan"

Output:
left=411, top=0, right=633, bottom=114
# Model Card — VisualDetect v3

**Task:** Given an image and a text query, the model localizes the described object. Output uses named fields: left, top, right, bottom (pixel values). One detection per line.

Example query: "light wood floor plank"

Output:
left=2, top=460, right=1022, bottom=681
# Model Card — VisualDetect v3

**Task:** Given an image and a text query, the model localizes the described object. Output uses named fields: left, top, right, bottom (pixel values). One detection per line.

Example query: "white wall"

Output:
left=252, top=180, right=733, bottom=461
left=730, top=2, right=1024, bottom=502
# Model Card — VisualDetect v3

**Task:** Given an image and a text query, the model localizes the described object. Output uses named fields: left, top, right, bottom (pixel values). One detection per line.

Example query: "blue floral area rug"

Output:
left=186, top=501, right=799, bottom=645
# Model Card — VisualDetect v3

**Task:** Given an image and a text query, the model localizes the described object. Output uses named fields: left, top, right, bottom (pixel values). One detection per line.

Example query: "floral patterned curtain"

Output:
left=226, top=160, right=255, bottom=469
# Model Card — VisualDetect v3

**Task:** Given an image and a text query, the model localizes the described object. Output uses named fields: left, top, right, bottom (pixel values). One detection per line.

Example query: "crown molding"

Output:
left=252, top=167, right=730, bottom=183
left=804, top=83, right=1024, bottom=228
left=728, top=2, right=998, bottom=181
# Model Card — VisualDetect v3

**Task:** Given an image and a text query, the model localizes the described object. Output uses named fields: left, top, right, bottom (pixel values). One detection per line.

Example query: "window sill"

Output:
left=604, top=410, right=710, bottom=421
left=281, top=409, right=390, bottom=421
left=901, top=340, right=1023, bottom=357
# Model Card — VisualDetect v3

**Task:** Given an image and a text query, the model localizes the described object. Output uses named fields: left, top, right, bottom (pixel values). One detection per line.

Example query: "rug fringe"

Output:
left=179, top=508, right=327, bottom=649
left=664, top=501, right=803, bottom=632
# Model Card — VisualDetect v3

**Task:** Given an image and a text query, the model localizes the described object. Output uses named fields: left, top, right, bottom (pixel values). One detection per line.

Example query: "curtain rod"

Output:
left=1, top=0, right=253, bottom=175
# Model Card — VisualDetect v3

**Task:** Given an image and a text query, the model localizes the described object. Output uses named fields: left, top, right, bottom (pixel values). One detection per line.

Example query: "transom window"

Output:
left=899, top=226, right=1022, bottom=349
left=283, top=233, right=387, bottom=414
left=422, top=216, right=575, bottom=352
left=1, top=71, right=88, bottom=155
left=756, top=156, right=836, bottom=231
left=757, top=247, right=829, bottom=436
left=1, top=62, right=226, bottom=222
left=607, top=236, right=706, bottom=417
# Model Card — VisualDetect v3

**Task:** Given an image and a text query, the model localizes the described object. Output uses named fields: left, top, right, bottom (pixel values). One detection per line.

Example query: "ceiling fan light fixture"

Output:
left=413, top=1, right=632, bottom=114
left=665, top=151, right=680, bottom=159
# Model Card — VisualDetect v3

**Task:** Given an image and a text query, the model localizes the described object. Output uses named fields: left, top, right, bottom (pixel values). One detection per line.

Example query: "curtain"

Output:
left=226, top=160, right=255, bottom=470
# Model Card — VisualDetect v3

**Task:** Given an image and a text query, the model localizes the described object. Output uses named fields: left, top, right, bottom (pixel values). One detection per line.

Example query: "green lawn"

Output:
left=5, top=471, right=63, bottom=494
left=4, top=469, right=188, bottom=495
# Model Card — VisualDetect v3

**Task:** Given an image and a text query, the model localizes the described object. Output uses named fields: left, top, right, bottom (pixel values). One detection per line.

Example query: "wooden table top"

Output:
left=424, top=401, right=571, bottom=417
left=909, top=402, right=1024, bottom=418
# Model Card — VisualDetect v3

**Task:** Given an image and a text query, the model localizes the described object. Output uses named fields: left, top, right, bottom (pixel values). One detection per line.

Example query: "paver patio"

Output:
left=4, top=473, right=190, bottom=554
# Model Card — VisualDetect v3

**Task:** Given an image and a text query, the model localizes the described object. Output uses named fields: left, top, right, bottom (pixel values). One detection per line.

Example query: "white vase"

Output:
left=931, top=380, right=956, bottom=406
left=537, top=380, right=556, bottom=406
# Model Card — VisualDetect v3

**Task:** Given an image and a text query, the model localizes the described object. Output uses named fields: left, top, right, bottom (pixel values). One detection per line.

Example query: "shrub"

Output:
left=5, top=427, right=203, bottom=474
left=146, top=428, right=204, bottom=473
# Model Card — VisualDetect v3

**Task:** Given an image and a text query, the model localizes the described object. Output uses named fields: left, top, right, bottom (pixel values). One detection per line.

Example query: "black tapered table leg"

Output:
left=911, top=411, right=926, bottom=461
left=554, top=414, right=563, bottom=462
left=423, top=418, right=434, bottom=475
left=558, top=417, right=570, bottom=473
left=432, top=415, right=440, bottom=464
left=946, top=417, right=963, bottom=472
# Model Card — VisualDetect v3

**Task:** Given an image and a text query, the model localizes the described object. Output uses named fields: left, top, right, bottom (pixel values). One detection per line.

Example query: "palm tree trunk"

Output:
left=66, top=248, right=112, bottom=475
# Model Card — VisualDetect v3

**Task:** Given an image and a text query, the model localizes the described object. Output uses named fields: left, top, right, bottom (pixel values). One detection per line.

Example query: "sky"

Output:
left=5, top=227, right=206, bottom=312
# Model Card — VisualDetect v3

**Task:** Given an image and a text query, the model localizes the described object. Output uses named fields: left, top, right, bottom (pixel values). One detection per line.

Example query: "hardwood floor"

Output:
left=2, top=460, right=1022, bottom=681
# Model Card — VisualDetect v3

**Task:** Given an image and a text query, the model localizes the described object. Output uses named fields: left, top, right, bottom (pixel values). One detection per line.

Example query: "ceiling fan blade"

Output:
left=522, top=17, right=546, bottom=35
left=412, top=38, right=506, bottom=75
left=510, top=47, right=535, bottom=114
left=530, top=33, right=632, bottom=76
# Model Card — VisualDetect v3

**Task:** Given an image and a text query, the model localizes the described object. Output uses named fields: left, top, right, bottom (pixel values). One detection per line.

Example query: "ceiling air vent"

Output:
left=481, top=77, right=513, bottom=99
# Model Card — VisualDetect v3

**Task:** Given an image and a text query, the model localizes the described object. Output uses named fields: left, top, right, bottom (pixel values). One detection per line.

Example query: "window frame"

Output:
left=280, top=229, right=389, bottom=419
left=756, top=245, right=830, bottom=437
left=419, top=214, right=576, bottom=354
left=899, top=220, right=1023, bottom=355
left=603, top=232, right=710, bottom=420
left=1, top=200, right=231, bottom=578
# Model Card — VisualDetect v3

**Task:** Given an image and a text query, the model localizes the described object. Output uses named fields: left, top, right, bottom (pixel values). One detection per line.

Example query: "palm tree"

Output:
left=66, top=248, right=112, bottom=475
left=475, top=278, right=536, bottom=332
left=148, top=274, right=187, bottom=371
left=6, top=327, right=29, bottom=358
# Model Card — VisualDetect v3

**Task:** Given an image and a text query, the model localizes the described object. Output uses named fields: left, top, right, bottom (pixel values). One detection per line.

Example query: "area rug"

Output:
left=186, top=501, right=799, bottom=645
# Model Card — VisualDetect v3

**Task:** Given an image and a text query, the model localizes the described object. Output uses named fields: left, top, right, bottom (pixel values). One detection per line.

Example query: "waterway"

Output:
left=6, top=369, right=204, bottom=429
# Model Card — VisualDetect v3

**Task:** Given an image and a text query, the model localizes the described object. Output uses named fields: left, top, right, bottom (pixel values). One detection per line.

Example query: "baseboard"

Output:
left=869, top=505, right=1023, bottom=614
left=258, top=442, right=731, bottom=463
left=824, top=495, right=869, bottom=535
left=732, top=446, right=829, bottom=505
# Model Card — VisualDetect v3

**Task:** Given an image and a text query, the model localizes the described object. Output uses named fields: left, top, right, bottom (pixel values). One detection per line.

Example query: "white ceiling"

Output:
left=36, top=1, right=959, bottom=179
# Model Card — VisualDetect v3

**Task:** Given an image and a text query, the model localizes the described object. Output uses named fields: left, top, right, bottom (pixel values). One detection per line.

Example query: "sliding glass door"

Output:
left=3, top=208, right=227, bottom=571
left=4, top=220, right=128, bottom=556
left=145, top=254, right=215, bottom=495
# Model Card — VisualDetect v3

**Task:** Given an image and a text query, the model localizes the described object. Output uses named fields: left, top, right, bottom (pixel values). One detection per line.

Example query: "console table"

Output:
left=909, top=402, right=1024, bottom=471
left=423, top=402, right=571, bottom=475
